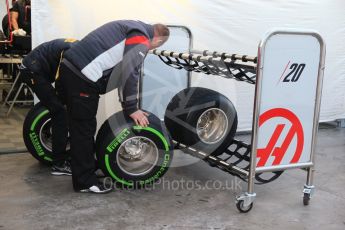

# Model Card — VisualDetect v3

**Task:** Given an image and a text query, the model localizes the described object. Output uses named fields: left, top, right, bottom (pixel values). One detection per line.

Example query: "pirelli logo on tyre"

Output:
left=29, top=132, right=45, bottom=157
left=106, top=128, right=130, bottom=153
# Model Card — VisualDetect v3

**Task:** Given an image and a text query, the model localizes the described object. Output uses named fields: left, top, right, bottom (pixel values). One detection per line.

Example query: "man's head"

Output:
left=150, top=24, right=170, bottom=50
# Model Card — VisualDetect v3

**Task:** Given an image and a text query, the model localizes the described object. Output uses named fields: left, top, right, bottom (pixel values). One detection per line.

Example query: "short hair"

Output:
left=153, top=24, right=170, bottom=38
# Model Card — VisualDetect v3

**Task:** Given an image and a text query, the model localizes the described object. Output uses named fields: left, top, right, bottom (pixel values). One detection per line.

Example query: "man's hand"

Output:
left=129, top=110, right=150, bottom=127
left=12, top=28, right=27, bottom=36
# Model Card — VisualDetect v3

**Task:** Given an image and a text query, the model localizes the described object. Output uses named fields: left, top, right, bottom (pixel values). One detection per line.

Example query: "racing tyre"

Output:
left=95, top=111, right=173, bottom=188
left=23, top=103, right=69, bottom=165
left=164, top=87, right=238, bottom=156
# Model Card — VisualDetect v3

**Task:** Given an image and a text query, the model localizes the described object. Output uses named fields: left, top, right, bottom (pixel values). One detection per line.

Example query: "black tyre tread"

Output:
left=185, top=89, right=237, bottom=156
left=236, top=200, right=253, bottom=213
left=165, top=87, right=238, bottom=156
left=303, top=193, right=310, bottom=206
left=164, top=87, right=219, bottom=144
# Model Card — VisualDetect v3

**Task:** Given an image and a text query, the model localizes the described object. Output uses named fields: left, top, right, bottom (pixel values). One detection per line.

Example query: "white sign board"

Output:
left=253, top=30, right=325, bottom=170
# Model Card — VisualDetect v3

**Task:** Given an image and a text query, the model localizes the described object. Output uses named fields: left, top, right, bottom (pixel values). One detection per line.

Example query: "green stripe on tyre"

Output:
left=133, top=126, right=171, bottom=185
left=133, top=126, right=169, bottom=151
left=29, top=109, right=49, bottom=161
left=30, top=110, right=49, bottom=131
left=44, top=156, right=53, bottom=162
left=105, top=154, right=133, bottom=187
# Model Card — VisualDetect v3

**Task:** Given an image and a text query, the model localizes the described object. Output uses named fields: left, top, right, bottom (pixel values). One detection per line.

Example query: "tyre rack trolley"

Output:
left=148, top=29, right=326, bottom=212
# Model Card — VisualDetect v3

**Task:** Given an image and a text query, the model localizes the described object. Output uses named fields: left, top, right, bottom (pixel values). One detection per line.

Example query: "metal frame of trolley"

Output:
left=148, top=29, right=326, bottom=212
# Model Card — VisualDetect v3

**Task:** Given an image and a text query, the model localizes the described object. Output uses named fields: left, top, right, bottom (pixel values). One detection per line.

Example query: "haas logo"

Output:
left=256, top=108, right=304, bottom=167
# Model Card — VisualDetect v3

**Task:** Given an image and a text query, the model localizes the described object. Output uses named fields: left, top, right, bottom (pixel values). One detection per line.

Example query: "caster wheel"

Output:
left=303, top=193, right=310, bottom=206
left=236, top=200, right=253, bottom=213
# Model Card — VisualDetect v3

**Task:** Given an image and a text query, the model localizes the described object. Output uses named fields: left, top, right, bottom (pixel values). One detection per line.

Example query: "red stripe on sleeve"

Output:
left=125, top=36, right=150, bottom=48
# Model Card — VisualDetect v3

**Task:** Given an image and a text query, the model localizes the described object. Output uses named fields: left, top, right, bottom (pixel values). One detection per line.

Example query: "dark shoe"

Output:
left=78, top=183, right=113, bottom=194
left=51, top=161, right=72, bottom=176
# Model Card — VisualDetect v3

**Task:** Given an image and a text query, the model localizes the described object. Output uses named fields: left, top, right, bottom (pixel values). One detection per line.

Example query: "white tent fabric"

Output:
left=31, top=0, right=345, bottom=131
left=0, top=1, right=7, bottom=23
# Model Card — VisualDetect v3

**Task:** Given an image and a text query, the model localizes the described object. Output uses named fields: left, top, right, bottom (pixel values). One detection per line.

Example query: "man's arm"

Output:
left=119, top=32, right=150, bottom=117
left=10, top=3, right=20, bottom=30
left=10, top=11, right=19, bottom=30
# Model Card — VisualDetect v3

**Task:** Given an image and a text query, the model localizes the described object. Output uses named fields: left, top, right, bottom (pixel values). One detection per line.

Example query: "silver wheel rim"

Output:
left=196, top=108, right=228, bottom=144
left=39, top=119, right=53, bottom=151
left=39, top=118, right=70, bottom=152
left=116, top=136, right=159, bottom=176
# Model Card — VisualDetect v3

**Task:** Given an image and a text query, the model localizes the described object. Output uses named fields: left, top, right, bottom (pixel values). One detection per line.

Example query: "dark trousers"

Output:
left=21, top=70, right=68, bottom=165
left=59, top=62, right=99, bottom=190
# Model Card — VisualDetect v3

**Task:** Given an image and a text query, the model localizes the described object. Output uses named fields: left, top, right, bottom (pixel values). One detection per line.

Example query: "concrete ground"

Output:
left=0, top=126, right=345, bottom=230
left=0, top=106, right=29, bottom=152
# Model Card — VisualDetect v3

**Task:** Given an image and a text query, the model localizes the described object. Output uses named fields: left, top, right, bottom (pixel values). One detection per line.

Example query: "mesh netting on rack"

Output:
left=174, top=139, right=283, bottom=184
left=149, top=49, right=257, bottom=84
left=219, top=140, right=284, bottom=184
